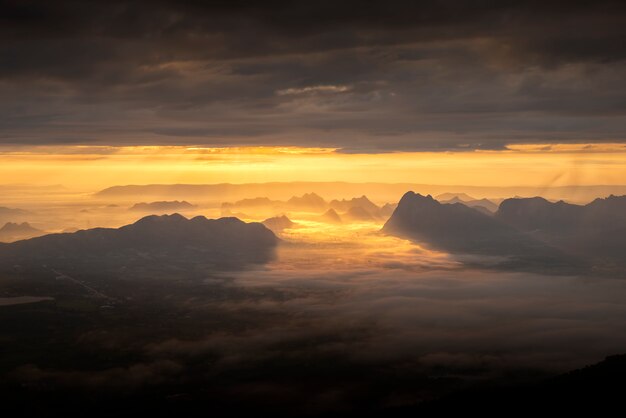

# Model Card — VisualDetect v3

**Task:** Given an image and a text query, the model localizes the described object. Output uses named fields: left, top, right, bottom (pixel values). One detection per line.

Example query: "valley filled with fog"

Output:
left=2, top=183, right=626, bottom=415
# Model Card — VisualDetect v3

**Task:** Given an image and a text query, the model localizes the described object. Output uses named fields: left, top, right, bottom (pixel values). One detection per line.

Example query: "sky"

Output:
left=1, top=1, right=626, bottom=187
left=2, top=144, right=626, bottom=189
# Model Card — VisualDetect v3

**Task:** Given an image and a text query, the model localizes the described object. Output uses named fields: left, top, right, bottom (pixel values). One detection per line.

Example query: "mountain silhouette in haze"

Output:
left=0, top=206, right=30, bottom=223
left=435, top=192, right=476, bottom=202
left=417, top=354, right=626, bottom=415
left=222, top=197, right=275, bottom=210
left=319, top=208, right=342, bottom=223
left=0, top=206, right=29, bottom=216
left=380, top=203, right=398, bottom=217
left=496, top=195, right=626, bottom=266
left=0, top=222, right=45, bottom=242
left=343, top=206, right=377, bottom=221
left=496, top=195, right=626, bottom=232
left=330, top=195, right=384, bottom=221
left=330, top=196, right=380, bottom=214
left=286, top=192, right=327, bottom=210
left=262, top=215, right=295, bottom=232
left=439, top=196, right=498, bottom=213
left=0, top=214, right=278, bottom=269
left=221, top=193, right=327, bottom=213
left=383, top=192, right=575, bottom=272
left=221, top=193, right=387, bottom=222
left=130, top=200, right=196, bottom=212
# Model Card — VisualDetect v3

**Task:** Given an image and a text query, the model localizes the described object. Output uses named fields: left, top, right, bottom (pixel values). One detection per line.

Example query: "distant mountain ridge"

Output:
left=222, top=193, right=327, bottom=213
left=0, top=206, right=31, bottom=224
left=222, top=193, right=385, bottom=221
left=223, top=192, right=507, bottom=224
left=439, top=196, right=498, bottom=213
left=0, top=222, right=45, bottom=242
left=0, top=206, right=29, bottom=216
left=329, top=196, right=380, bottom=214
left=94, top=182, right=626, bottom=204
left=287, top=193, right=327, bottom=210
left=130, top=200, right=196, bottom=212
left=0, top=214, right=278, bottom=269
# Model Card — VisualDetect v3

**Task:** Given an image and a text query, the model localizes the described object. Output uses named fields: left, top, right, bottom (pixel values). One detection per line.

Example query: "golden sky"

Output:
left=1, top=143, right=626, bottom=190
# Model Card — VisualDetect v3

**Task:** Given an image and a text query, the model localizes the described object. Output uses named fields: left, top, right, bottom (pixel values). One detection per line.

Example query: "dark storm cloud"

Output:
left=1, top=0, right=625, bottom=150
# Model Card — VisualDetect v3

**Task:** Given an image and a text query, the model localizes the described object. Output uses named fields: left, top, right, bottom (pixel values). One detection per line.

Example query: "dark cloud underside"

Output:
left=1, top=0, right=625, bottom=151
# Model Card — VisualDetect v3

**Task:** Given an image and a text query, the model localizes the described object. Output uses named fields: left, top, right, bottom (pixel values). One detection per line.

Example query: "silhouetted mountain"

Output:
left=221, top=197, right=276, bottom=210
left=0, top=214, right=278, bottom=269
left=262, top=215, right=295, bottom=232
left=496, top=197, right=582, bottom=232
left=0, top=206, right=30, bottom=223
left=440, top=196, right=498, bottom=213
left=130, top=200, right=195, bottom=212
left=496, top=195, right=626, bottom=265
left=417, top=354, right=626, bottom=415
left=343, top=206, right=376, bottom=222
left=380, top=203, right=398, bottom=217
left=330, top=195, right=380, bottom=214
left=319, top=208, right=342, bottom=223
left=435, top=192, right=475, bottom=202
left=222, top=194, right=328, bottom=213
left=220, top=209, right=253, bottom=219
left=383, top=192, right=573, bottom=271
left=0, top=222, right=44, bottom=242
left=0, top=206, right=29, bottom=216
left=585, top=194, right=626, bottom=221
left=286, top=193, right=327, bottom=210
left=95, top=183, right=626, bottom=205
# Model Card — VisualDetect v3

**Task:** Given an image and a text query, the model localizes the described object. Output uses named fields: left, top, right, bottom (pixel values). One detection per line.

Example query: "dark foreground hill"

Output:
left=2, top=349, right=624, bottom=417
left=415, top=354, right=626, bottom=415
left=0, top=214, right=278, bottom=269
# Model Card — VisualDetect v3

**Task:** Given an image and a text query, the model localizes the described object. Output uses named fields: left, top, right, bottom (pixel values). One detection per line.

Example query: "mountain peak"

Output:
left=130, top=200, right=195, bottom=212
left=132, top=213, right=188, bottom=225
left=262, top=215, right=295, bottom=232
left=287, top=192, right=327, bottom=208
left=0, top=222, right=39, bottom=233
left=320, top=208, right=342, bottom=223
left=398, top=191, right=437, bottom=205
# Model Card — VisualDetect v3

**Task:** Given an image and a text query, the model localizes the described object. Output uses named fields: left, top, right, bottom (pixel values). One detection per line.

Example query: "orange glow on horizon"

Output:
left=1, top=144, right=626, bottom=191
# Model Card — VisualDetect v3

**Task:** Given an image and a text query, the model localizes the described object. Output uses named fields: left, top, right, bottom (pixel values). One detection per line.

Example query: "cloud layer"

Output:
left=1, top=1, right=625, bottom=151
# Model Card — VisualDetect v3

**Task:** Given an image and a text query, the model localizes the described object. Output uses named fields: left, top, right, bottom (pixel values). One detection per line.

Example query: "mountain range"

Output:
left=129, top=200, right=196, bottom=212
left=0, top=214, right=278, bottom=270
left=222, top=193, right=389, bottom=221
left=384, top=191, right=626, bottom=272
left=438, top=195, right=498, bottom=213
left=496, top=195, right=626, bottom=264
